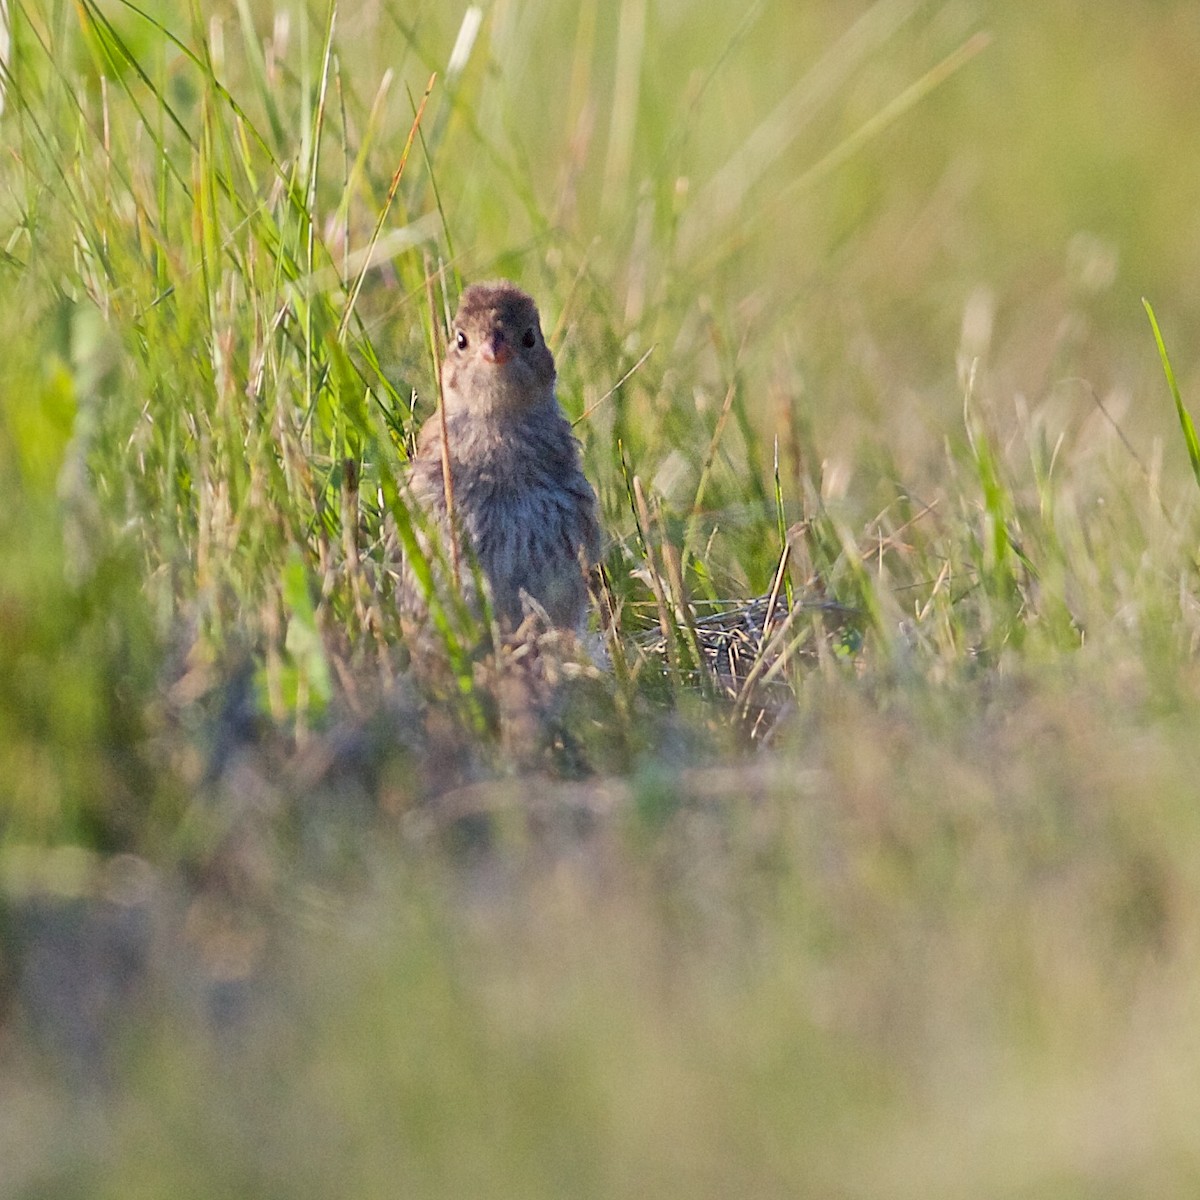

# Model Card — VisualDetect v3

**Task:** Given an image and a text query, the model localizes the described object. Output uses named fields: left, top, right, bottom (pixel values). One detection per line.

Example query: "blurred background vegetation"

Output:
left=4, top=0, right=1200, bottom=1196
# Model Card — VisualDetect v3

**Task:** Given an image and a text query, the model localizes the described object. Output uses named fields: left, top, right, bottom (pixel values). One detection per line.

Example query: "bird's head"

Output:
left=441, top=282, right=556, bottom=415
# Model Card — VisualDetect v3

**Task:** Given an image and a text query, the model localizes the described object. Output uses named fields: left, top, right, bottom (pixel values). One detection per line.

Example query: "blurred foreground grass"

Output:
left=5, top=0, right=1200, bottom=1195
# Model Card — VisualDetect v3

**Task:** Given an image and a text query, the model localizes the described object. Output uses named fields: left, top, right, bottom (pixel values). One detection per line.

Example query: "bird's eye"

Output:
left=455, top=330, right=468, bottom=350
left=522, top=327, right=537, bottom=349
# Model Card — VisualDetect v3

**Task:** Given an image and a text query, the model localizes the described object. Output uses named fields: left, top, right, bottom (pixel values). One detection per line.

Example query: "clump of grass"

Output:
left=0, top=290, right=164, bottom=850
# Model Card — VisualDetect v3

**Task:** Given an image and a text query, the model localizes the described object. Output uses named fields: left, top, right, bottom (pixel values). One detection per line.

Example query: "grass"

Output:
left=5, top=0, right=1200, bottom=1195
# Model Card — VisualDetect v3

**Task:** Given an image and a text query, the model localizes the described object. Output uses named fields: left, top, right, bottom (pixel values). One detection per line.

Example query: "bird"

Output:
left=399, top=281, right=601, bottom=636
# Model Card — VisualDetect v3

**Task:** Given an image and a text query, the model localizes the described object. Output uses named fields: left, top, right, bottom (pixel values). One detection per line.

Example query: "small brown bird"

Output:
left=401, top=281, right=600, bottom=633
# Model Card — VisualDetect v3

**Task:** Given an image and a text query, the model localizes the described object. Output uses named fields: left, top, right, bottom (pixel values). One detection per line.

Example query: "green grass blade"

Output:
left=337, top=71, right=437, bottom=343
left=233, top=0, right=287, bottom=149
left=1144, top=297, right=1200, bottom=494
left=786, top=30, right=992, bottom=198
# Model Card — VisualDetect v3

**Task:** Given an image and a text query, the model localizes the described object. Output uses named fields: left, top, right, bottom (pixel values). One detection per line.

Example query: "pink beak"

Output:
left=481, top=334, right=513, bottom=365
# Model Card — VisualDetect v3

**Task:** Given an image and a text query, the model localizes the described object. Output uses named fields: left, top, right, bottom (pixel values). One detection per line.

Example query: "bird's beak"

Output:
left=481, top=333, right=513, bottom=365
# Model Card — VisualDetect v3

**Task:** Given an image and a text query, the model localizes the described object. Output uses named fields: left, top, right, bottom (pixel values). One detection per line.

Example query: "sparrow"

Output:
left=400, top=281, right=601, bottom=634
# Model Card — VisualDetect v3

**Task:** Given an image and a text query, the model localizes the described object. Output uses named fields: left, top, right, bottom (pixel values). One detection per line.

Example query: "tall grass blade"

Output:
left=683, top=0, right=921, bottom=254
left=338, top=71, right=436, bottom=342
left=785, top=30, right=992, bottom=198
left=0, top=0, right=10, bottom=116
left=232, top=0, right=287, bottom=148
left=773, top=436, right=795, bottom=610
left=1144, top=297, right=1200, bottom=494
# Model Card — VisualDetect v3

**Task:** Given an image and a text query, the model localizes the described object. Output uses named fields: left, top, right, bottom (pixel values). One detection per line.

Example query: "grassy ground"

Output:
left=5, top=0, right=1200, bottom=1196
